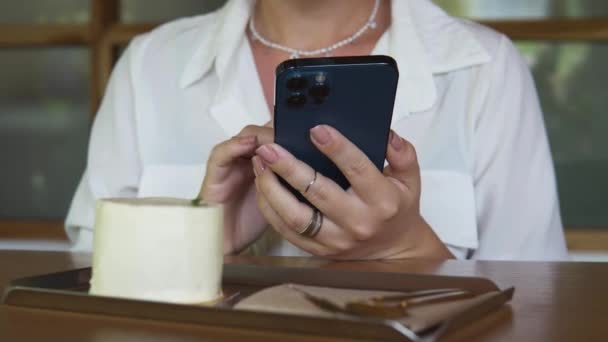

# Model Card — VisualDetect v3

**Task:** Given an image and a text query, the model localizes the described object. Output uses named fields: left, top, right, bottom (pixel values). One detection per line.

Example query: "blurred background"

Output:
left=0, top=0, right=607, bottom=260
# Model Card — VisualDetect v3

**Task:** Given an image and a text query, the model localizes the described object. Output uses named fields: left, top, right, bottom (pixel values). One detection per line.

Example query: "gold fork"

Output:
left=292, top=287, right=474, bottom=319
left=345, top=289, right=474, bottom=318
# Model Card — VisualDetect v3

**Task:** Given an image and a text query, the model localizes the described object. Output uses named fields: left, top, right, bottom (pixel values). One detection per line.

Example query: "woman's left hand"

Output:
left=252, top=125, right=454, bottom=260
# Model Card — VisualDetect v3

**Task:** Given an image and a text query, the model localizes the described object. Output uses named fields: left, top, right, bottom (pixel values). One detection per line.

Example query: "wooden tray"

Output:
left=1, top=264, right=514, bottom=341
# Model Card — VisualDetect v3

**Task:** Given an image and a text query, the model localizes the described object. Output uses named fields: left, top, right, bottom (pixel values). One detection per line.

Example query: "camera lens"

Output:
left=309, top=84, right=330, bottom=98
left=287, top=93, right=307, bottom=106
left=286, top=76, right=307, bottom=90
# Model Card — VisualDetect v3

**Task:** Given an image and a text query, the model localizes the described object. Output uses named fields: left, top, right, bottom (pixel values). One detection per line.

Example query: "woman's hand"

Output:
left=252, top=125, right=454, bottom=260
left=199, top=123, right=273, bottom=254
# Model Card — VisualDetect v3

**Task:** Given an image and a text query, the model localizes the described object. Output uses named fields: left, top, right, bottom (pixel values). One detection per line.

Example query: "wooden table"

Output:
left=0, top=251, right=607, bottom=341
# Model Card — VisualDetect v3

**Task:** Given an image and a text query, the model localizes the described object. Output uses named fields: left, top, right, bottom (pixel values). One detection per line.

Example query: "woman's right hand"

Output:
left=199, top=124, right=273, bottom=254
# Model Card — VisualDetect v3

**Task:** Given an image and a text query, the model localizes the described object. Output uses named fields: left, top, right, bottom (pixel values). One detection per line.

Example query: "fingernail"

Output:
left=256, top=145, right=279, bottom=164
left=252, top=156, right=265, bottom=176
left=390, top=130, right=403, bottom=151
left=310, top=125, right=332, bottom=145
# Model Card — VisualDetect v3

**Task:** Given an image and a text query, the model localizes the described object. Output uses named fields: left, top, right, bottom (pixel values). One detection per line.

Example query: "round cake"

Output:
left=89, top=198, right=224, bottom=304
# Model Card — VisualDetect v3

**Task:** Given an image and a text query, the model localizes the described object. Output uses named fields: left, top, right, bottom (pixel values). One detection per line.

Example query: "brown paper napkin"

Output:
left=234, top=283, right=500, bottom=333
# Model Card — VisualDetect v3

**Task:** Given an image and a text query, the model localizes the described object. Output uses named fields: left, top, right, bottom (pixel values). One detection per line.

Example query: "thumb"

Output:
left=384, top=131, right=421, bottom=193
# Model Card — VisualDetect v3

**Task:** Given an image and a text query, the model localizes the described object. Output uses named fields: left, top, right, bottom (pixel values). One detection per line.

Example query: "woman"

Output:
left=66, top=0, right=568, bottom=260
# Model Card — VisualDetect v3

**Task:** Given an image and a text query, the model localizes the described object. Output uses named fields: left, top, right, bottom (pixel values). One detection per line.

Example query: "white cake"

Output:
left=89, top=198, right=224, bottom=304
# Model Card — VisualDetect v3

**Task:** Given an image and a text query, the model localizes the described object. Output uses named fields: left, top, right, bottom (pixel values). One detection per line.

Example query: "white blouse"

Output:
left=66, top=0, right=568, bottom=260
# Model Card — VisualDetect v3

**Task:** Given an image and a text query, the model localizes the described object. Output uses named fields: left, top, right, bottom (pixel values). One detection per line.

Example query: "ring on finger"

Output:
left=306, top=210, right=323, bottom=238
left=299, top=209, right=323, bottom=238
left=297, top=208, right=318, bottom=235
left=303, top=171, right=318, bottom=194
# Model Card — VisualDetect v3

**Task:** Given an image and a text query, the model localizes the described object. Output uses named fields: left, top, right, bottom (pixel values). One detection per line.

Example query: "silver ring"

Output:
left=303, top=171, right=318, bottom=194
left=307, top=211, right=323, bottom=238
left=299, top=209, right=323, bottom=238
left=297, top=209, right=318, bottom=235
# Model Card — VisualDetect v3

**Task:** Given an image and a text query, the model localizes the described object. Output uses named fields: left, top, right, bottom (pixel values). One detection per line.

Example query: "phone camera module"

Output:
left=309, top=84, right=330, bottom=100
left=286, top=76, right=308, bottom=90
left=314, top=72, right=327, bottom=83
left=287, top=93, right=307, bottom=106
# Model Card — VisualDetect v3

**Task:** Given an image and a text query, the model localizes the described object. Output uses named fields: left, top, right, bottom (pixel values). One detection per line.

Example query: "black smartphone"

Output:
left=274, top=55, right=399, bottom=204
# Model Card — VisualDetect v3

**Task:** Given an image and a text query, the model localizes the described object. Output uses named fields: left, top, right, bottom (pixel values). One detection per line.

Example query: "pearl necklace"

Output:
left=249, top=0, right=381, bottom=59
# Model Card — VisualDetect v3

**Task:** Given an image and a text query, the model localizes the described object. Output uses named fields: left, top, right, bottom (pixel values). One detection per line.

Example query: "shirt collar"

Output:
left=180, top=0, right=491, bottom=115
left=387, top=0, right=491, bottom=120
left=179, top=0, right=252, bottom=88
